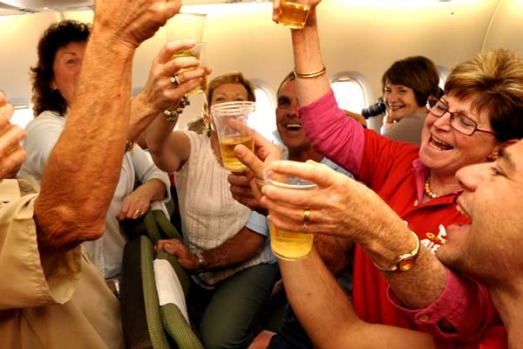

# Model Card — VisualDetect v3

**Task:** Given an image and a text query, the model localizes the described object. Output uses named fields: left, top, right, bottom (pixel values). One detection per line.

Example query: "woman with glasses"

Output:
left=256, top=1, right=523, bottom=347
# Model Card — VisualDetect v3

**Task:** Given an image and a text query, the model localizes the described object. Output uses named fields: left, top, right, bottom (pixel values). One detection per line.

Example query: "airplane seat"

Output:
left=120, top=209, right=203, bottom=349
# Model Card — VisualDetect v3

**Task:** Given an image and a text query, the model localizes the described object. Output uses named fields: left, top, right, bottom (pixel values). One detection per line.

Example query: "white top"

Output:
left=18, top=110, right=171, bottom=279
left=174, top=131, right=275, bottom=288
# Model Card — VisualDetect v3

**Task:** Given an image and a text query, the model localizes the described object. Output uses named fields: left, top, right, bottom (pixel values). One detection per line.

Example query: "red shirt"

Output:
left=300, top=91, right=501, bottom=347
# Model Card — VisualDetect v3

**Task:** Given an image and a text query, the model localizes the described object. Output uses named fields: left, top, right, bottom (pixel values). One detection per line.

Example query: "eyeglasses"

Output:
left=426, top=97, right=496, bottom=137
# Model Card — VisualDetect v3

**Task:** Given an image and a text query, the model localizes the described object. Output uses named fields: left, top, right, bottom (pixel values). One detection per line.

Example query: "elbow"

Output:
left=35, top=199, right=106, bottom=252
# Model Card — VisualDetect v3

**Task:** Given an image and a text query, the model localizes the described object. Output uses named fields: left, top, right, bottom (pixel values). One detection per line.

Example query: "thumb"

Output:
left=235, top=144, right=265, bottom=180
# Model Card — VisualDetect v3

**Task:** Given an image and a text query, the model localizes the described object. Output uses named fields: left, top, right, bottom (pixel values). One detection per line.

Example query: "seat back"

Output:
left=120, top=210, right=203, bottom=349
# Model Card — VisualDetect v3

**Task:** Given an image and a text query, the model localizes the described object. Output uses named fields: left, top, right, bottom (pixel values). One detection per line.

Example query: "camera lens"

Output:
left=361, top=97, right=386, bottom=118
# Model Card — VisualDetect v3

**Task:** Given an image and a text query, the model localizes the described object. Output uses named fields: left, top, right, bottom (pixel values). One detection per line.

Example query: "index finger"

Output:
left=158, top=39, right=196, bottom=64
left=265, top=159, right=337, bottom=188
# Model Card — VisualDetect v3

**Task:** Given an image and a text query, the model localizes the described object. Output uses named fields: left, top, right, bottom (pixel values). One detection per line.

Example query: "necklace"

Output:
left=424, top=175, right=439, bottom=199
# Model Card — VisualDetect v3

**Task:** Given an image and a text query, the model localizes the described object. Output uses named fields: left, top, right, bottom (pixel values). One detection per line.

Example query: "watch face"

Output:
left=398, top=257, right=416, bottom=272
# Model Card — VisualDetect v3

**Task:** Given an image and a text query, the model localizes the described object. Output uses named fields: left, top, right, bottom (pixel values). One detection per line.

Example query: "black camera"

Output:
left=361, top=97, right=386, bottom=118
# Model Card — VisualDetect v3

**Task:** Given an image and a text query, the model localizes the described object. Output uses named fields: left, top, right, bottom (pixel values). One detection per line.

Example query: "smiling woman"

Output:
left=257, top=1, right=523, bottom=344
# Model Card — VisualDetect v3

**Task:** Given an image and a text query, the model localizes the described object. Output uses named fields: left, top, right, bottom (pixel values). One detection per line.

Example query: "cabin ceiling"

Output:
left=0, top=0, right=269, bottom=16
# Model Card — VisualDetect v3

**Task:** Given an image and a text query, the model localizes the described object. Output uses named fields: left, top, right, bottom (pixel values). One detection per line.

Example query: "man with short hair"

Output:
left=0, top=0, right=204, bottom=347
left=230, top=132, right=516, bottom=348
left=247, top=72, right=356, bottom=348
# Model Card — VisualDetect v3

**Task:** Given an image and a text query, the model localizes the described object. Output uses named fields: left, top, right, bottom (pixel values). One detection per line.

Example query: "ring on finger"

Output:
left=134, top=209, right=144, bottom=217
left=170, top=75, right=182, bottom=86
left=303, top=208, right=311, bottom=230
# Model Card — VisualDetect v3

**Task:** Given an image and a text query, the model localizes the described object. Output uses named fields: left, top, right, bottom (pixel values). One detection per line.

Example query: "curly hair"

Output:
left=30, top=20, right=91, bottom=117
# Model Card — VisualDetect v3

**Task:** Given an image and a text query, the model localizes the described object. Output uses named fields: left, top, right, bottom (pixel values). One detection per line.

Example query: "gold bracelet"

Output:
left=125, top=141, right=135, bottom=152
left=294, top=65, right=327, bottom=79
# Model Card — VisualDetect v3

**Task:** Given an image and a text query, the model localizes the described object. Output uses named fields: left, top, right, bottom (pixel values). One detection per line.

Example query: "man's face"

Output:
left=436, top=140, right=523, bottom=283
left=276, top=78, right=311, bottom=151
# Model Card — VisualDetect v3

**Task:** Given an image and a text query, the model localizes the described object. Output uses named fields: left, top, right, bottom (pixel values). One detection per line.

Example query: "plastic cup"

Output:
left=210, top=101, right=256, bottom=172
left=166, top=13, right=208, bottom=95
left=278, top=0, right=311, bottom=30
left=264, top=163, right=317, bottom=260
left=165, top=12, right=207, bottom=42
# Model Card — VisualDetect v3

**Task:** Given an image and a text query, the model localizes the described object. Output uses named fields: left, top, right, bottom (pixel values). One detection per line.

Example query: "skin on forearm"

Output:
left=133, top=178, right=167, bottom=202
left=291, top=10, right=331, bottom=106
left=357, top=214, right=447, bottom=309
left=146, top=127, right=190, bottom=173
left=34, top=33, right=136, bottom=253
left=313, top=234, right=353, bottom=276
left=280, top=247, right=435, bottom=349
left=128, top=92, right=165, bottom=145
left=201, top=227, right=265, bottom=271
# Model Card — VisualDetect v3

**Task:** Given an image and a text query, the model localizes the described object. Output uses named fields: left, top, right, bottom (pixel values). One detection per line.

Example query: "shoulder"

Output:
left=25, top=111, right=65, bottom=134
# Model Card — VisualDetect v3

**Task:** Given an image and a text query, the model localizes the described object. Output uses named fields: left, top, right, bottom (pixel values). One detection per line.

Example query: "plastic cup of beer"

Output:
left=278, top=0, right=311, bottom=29
left=166, top=12, right=207, bottom=42
left=264, top=163, right=317, bottom=260
left=166, top=13, right=208, bottom=94
left=170, top=42, right=207, bottom=95
left=210, top=101, right=256, bottom=172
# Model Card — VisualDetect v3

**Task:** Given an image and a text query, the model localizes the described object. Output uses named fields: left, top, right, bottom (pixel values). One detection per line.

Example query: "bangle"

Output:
left=125, top=141, right=135, bottom=152
left=164, top=95, right=190, bottom=123
left=373, top=231, right=421, bottom=272
left=294, top=65, right=327, bottom=79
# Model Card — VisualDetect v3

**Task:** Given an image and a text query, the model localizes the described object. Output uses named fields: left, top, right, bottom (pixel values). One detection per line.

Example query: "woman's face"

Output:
left=419, top=94, right=499, bottom=177
left=51, top=41, right=86, bottom=107
left=210, top=82, right=250, bottom=106
left=206, top=82, right=250, bottom=126
left=383, top=81, right=426, bottom=122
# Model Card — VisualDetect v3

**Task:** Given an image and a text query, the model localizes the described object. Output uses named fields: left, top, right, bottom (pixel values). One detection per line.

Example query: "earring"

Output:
left=487, top=153, right=498, bottom=161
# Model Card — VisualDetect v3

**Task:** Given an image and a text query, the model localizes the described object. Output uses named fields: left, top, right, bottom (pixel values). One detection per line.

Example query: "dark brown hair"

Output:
left=381, top=56, right=441, bottom=106
left=30, top=20, right=91, bottom=117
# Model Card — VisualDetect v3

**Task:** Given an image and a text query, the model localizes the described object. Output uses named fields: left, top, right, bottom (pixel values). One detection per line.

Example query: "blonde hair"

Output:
left=204, top=71, right=256, bottom=113
left=445, top=48, right=523, bottom=142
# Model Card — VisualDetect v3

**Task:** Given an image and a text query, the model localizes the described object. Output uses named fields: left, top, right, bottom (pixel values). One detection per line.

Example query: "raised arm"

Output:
left=34, top=0, right=181, bottom=253
left=273, top=0, right=330, bottom=106
left=280, top=247, right=436, bottom=348
left=128, top=40, right=207, bottom=148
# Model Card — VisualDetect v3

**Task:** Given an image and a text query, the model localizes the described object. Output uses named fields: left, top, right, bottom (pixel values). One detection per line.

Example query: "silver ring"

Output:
left=134, top=209, right=144, bottom=217
left=170, top=75, right=182, bottom=86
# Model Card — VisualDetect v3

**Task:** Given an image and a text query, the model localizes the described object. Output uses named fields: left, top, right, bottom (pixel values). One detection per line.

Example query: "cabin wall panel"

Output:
left=3, top=0, right=523, bottom=132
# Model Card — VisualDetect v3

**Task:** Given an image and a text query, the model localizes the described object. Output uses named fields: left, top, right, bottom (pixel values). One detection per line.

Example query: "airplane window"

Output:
left=330, top=73, right=368, bottom=115
left=11, top=107, right=34, bottom=130
left=253, top=82, right=278, bottom=143
left=437, top=65, right=449, bottom=91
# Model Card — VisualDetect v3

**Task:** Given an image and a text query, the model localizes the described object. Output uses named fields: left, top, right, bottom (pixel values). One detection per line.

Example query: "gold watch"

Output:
left=374, top=231, right=420, bottom=272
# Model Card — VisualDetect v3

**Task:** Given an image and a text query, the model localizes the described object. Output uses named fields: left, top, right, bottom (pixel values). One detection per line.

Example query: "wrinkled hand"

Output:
left=156, top=239, right=199, bottom=271
left=228, top=131, right=281, bottom=212
left=137, top=40, right=212, bottom=115
left=92, top=0, right=181, bottom=50
left=0, top=92, right=26, bottom=179
left=117, top=190, right=151, bottom=221
left=261, top=160, right=397, bottom=245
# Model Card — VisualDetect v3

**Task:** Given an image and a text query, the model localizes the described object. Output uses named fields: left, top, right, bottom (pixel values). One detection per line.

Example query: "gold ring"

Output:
left=170, top=75, right=182, bottom=86
left=303, top=208, right=311, bottom=230
left=134, top=209, right=144, bottom=217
